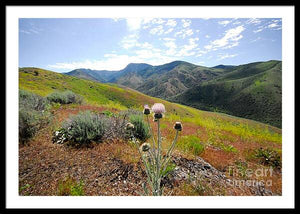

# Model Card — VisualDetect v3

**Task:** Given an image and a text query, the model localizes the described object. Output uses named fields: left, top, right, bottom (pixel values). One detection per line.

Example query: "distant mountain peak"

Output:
left=212, top=64, right=235, bottom=69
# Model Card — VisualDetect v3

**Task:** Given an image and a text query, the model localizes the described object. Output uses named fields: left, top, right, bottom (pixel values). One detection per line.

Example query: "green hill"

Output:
left=170, top=60, right=282, bottom=128
left=64, top=69, right=104, bottom=82
left=19, top=67, right=199, bottom=116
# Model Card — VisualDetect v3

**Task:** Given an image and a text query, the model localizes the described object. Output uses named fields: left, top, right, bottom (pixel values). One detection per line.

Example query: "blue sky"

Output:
left=19, top=18, right=282, bottom=72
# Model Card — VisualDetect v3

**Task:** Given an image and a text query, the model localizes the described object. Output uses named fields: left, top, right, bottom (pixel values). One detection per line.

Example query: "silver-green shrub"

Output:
left=62, top=111, right=106, bottom=145
left=129, top=114, right=151, bottom=142
left=46, top=90, right=83, bottom=104
left=19, top=89, right=51, bottom=143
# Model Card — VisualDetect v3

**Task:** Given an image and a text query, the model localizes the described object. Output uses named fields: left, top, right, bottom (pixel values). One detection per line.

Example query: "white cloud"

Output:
left=48, top=42, right=178, bottom=71
left=253, top=28, right=263, bottom=33
left=164, top=28, right=174, bottom=34
left=152, top=18, right=166, bottom=25
left=48, top=52, right=178, bottom=71
left=205, top=25, right=245, bottom=51
left=166, top=19, right=177, bottom=27
left=149, top=25, right=164, bottom=35
left=205, top=35, right=210, bottom=38
left=268, top=23, right=279, bottom=28
left=181, top=19, right=191, bottom=28
left=19, top=25, right=42, bottom=35
left=163, top=38, right=177, bottom=49
left=196, top=50, right=208, bottom=57
left=126, top=18, right=142, bottom=31
left=218, top=20, right=231, bottom=26
left=20, top=29, right=31, bottom=34
left=174, top=28, right=193, bottom=39
left=218, top=53, right=238, bottom=60
left=121, top=33, right=139, bottom=49
left=176, top=37, right=199, bottom=57
left=233, top=21, right=241, bottom=25
left=162, top=38, right=177, bottom=55
left=112, top=18, right=122, bottom=22
left=246, top=18, right=262, bottom=25
left=253, top=19, right=282, bottom=33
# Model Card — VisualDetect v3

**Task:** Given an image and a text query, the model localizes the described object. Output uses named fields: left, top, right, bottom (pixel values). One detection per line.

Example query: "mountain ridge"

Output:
left=61, top=59, right=282, bottom=127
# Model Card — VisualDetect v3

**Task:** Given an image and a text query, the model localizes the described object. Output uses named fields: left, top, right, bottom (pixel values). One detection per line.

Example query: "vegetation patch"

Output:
left=55, top=111, right=107, bottom=146
left=254, top=147, right=281, bottom=169
left=19, top=89, right=52, bottom=143
left=46, top=90, right=83, bottom=104
left=177, top=135, right=205, bottom=156
left=128, top=114, right=151, bottom=142
left=57, top=177, right=85, bottom=196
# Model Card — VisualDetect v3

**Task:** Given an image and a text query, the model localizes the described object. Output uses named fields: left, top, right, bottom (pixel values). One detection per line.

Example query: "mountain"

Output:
left=65, top=68, right=120, bottom=83
left=115, top=61, right=229, bottom=98
left=62, top=60, right=282, bottom=127
left=65, top=69, right=105, bottom=82
left=64, top=61, right=228, bottom=98
left=169, top=60, right=282, bottom=128
left=212, top=64, right=236, bottom=70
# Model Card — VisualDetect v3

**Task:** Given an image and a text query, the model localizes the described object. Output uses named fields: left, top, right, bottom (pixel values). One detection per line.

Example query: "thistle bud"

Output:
left=125, top=122, right=135, bottom=131
left=174, top=122, right=182, bottom=131
left=141, top=143, right=151, bottom=152
left=154, top=113, right=163, bottom=119
left=143, top=105, right=151, bottom=115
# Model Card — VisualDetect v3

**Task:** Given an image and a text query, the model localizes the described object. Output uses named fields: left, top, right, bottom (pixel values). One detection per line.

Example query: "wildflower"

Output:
left=174, top=122, right=183, bottom=131
left=125, top=122, right=135, bottom=131
left=143, top=104, right=151, bottom=115
left=152, top=103, right=166, bottom=114
left=152, top=103, right=165, bottom=119
left=141, top=143, right=151, bottom=152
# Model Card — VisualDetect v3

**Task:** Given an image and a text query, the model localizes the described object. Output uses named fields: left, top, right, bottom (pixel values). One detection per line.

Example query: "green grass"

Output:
left=177, top=135, right=205, bottom=156
left=57, top=177, right=85, bottom=196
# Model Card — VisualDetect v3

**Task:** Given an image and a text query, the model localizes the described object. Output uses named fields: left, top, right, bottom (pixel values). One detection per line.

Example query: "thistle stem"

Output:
left=161, top=130, right=179, bottom=172
left=146, top=115, right=156, bottom=152
left=156, top=119, right=161, bottom=194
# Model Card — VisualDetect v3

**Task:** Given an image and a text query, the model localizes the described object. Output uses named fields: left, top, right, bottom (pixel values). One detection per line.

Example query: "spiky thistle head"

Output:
left=152, top=103, right=165, bottom=119
left=125, top=122, right=135, bottom=131
left=174, top=122, right=183, bottom=131
left=143, top=104, right=151, bottom=115
left=140, top=142, right=151, bottom=152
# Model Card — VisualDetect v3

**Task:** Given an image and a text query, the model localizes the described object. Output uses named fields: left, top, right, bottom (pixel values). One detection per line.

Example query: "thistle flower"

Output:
left=125, top=122, right=135, bottom=131
left=174, top=122, right=183, bottom=131
left=143, top=104, right=151, bottom=115
left=152, top=103, right=166, bottom=114
left=152, top=103, right=165, bottom=119
left=141, top=143, right=151, bottom=152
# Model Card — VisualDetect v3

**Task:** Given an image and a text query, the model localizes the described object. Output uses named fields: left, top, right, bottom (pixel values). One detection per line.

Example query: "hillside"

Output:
left=65, top=68, right=120, bottom=82
left=115, top=61, right=228, bottom=98
left=63, top=61, right=227, bottom=98
left=65, top=69, right=105, bottom=82
left=62, top=60, right=282, bottom=128
left=170, top=60, right=282, bottom=128
left=19, top=67, right=282, bottom=196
